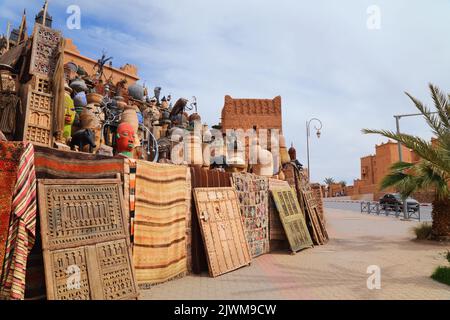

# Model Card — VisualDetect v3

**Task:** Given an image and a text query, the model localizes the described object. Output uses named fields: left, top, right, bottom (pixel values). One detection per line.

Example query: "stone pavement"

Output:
left=140, top=208, right=450, bottom=300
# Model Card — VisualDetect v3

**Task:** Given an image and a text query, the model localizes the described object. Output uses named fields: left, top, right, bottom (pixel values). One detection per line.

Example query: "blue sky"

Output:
left=1, top=0, right=449, bottom=184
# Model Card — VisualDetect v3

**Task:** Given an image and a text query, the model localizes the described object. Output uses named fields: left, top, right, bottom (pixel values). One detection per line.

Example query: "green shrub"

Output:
left=411, top=222, right=432, bottom=240
left=431, top=266, right=450, bottom=286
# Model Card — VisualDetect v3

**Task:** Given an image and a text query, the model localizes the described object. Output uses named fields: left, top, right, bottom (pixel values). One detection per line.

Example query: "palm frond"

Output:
left=429, top=83, right=450, bottom=130
left=405, top=91, right=444, bottom=137
left=417, top=161, right=450, bottom=199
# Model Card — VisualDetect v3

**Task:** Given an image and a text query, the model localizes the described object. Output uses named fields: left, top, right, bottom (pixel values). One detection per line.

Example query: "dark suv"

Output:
left=379, top=193, right=419, bottom=212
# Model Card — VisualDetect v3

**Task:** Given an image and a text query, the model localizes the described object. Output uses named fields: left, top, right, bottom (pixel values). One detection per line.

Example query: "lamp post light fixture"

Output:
left=306, top=118, right=323, bottom=183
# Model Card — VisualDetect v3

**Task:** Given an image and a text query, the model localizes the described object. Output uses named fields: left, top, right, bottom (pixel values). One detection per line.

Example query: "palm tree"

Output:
left=363, top=83, right=450, bottom=239
left=324, top=177, right=335, bottom=186
left=323, top=177, right=335, bottom=197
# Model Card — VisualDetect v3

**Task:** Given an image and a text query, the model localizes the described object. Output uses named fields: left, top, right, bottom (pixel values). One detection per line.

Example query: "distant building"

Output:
left=64, top=39, right=139, bottom=85
left=346, top=140, right=414, bottom=199
left=221, top=95, right=282, bottom=132
left=220, top=95, right=283, bottom=166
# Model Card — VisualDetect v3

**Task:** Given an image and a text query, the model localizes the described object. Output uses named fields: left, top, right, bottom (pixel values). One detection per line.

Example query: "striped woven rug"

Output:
left=0, top=142, right=36, bottom=300
left=0, top=142, right=25, bottom=284
left=133, top=161, right=190, bottom=286
left=33, top=145, right=124, bottom=180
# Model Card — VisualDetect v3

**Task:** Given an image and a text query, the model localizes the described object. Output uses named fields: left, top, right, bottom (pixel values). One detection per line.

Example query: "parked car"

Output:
left=379, top=193, right=420, bottom=212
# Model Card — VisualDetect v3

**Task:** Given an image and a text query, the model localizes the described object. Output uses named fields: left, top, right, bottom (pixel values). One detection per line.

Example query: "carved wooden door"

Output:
left=301, top=188, right=329, bottom=244
left=271, top=188, right=313, bottom=252
left=38, top=179, right=139, bottom=300
left=193, top=187, right=251, bottom=277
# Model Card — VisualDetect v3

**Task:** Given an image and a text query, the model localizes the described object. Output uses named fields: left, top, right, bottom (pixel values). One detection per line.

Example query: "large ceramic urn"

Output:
left=128, top=83, right=145, bottom=101
left=253, top=146, right=274, bottom=176
left=279, top=134, right=291, bottom=165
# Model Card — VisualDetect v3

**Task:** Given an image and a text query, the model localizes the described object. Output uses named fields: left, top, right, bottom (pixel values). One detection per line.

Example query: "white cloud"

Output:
left=1, top=0, right=450, bottom=183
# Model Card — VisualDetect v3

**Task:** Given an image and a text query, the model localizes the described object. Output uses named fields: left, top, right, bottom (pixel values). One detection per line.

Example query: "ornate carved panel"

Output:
left=23, top=79, right=54, bottom=147
left=231, top=173, right=270, bottom=257
left=301, top=188, right=329, bottom=244
left=29, top=24, right=61, bottom=78
left=193, top=187, right=251, bottom=277
left=268, top=179, right=290, bottom=245
left=271, top=188, right=313, bottom=252
left=38, top=179, right=139, bottom=300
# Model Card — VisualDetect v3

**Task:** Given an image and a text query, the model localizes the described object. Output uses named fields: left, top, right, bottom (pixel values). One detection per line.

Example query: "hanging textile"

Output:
left=0, top=142, right=36, bottom=300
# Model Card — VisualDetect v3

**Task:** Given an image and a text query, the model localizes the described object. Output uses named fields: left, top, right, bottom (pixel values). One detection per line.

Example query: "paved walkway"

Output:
left=140, top=208, right=450, bottom=300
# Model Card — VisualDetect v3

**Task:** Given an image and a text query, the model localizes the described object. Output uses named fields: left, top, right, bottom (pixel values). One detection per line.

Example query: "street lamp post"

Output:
left=306, top=118, right=323, bottom=183
left=393, top=112, right=437, bottom=219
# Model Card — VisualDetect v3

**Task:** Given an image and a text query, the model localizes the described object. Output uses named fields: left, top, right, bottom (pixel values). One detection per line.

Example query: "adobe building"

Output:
left=221, top=95, right=282, bottom=132
left=64, top=39, right=139, bottom=85
left=220, top=95, right=283, bottom=165
left=348, top=140, right=414, bottom=199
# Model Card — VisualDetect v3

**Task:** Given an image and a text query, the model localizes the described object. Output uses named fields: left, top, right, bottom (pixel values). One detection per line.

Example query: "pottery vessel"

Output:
left=70, top=78, right=88, bottom=93
left=128, top=83, right=145, bottom=101
left=87, top=92, right=103, bottom=105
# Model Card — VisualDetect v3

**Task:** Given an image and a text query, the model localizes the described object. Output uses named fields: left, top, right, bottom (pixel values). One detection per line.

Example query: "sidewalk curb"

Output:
left=323, top=199, right=432, bottom=206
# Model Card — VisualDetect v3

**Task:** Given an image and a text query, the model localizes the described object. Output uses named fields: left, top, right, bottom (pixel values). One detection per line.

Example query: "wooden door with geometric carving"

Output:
left=271, top=188, right=313, bottom=253
left=38, top=179, right=139, bottom=300
left=193, top=187, right=251, bottom=277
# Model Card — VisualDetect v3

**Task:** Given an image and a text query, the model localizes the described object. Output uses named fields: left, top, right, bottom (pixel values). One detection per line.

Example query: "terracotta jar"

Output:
left=70, top=78, right=88, bottom=93
left=128, top=83, right=145, bottom=101
left=253, top=146, right=274, bottom=177
left=79, top=106, right=98, bottom=129
left=86, top=92, right=103, bottom=105
left=184, top=135, right=203, bottom=166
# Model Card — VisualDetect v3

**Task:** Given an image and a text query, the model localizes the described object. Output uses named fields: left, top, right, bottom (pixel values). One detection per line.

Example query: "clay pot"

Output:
left=70, top=78, right=88, bottom=93
left=87, top=93, right=103, bottom=105
left=79, top=107, right=99, bottom=129
left=184, top=135, right=203, bottom=166
left=202, top=143, right=211, bottom=167
left=128, top=83, right=145, bottom=101
left=254, top=147, right=274, bottom=177
left=188, top=113, right=201, bottom=123
left=280, top=146, right=291, bottom=165
left=73, top=91, right=87, bottom=114
left=279, top=135, right=287, bottom=148
left=288, top=145, right=297, bottom=161
left=121, top=106, right=138, bottom=127
left=117, top=101, right=127, bottom=110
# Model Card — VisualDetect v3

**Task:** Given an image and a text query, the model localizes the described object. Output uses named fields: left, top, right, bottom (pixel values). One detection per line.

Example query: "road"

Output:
left=323, top=200, right=432, bottom=222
